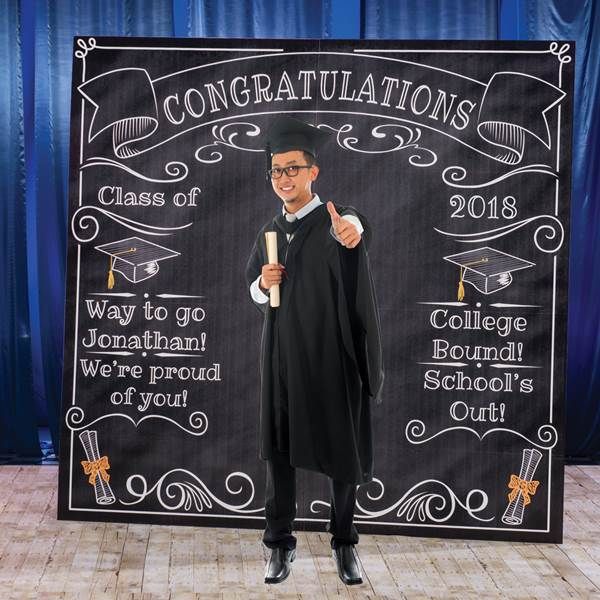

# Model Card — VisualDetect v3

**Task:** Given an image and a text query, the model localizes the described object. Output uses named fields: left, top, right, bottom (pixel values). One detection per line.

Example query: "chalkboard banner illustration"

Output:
left=58, top=38, right=573, bottom=543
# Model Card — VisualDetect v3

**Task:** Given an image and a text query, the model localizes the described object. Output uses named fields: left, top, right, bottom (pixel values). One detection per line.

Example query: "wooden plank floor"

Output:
left=1, top=465, right=600, bottom=599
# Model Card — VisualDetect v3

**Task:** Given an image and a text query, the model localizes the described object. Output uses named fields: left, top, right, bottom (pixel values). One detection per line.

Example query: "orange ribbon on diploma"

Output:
left=507, top=474, right=539, bottom=506
left=81, top=455, right=111, bottom=485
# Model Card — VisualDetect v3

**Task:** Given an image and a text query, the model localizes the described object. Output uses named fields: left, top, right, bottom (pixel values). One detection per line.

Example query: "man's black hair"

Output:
left=303, top=151, right=317, bottom=166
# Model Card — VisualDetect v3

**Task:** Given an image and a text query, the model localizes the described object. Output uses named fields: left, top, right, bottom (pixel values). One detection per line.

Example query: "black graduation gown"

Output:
left=245, top=202, right=384, bottom=485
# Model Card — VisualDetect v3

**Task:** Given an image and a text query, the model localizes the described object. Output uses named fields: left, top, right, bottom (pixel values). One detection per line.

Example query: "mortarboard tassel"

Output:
left=107, top=247, right=137, bottom=289
left=265, top=142, right=271, bottom=182
left=457, top=258, right=488, bottom=301
left=108, top=259, right=115, bottom=289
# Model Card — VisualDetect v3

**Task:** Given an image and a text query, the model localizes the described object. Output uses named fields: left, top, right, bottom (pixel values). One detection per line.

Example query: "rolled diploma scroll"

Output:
left=265, top=231, right=280, bottom=308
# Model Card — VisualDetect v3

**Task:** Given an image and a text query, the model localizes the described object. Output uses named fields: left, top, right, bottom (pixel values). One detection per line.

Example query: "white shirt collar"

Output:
left=282, top=194, right=322, bottom=221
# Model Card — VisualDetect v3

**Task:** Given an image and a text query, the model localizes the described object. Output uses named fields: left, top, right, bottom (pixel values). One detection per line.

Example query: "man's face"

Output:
left=270, top=150, right=319, bottom=211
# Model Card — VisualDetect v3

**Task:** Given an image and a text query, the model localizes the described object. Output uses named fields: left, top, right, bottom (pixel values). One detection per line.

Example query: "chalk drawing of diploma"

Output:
left=501, top=448, right=542, bottom=526
left=79, top=429, right=116, bottom=505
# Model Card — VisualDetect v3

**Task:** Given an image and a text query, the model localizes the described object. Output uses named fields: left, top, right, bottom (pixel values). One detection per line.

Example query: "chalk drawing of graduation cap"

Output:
left=444, top=246, right=535, bottom=300
left=95, top=236, right=180, bottom=289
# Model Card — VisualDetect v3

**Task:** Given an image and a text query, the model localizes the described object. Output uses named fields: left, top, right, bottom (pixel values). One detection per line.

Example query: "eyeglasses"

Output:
left=267, top=165, right=313, bottom=179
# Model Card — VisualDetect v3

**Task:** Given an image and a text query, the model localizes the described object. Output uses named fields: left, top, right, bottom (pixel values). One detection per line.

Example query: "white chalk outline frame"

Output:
left=66, top=39, right=568, bottom=535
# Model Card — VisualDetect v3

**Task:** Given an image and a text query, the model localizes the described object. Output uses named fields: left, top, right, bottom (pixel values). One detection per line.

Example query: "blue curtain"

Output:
left=2, top=0, right=599, bottom=460
left=187, top=0, right=325, bottom=37
left=521, top=1, right=600, bottom=459
left=1, top=0, right=39, bottom=458
left=364, top=0, right=498, bottom=38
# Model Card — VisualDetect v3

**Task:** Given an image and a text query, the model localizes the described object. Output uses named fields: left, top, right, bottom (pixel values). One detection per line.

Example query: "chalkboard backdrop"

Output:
left=58, top=38, right=573, bottom=543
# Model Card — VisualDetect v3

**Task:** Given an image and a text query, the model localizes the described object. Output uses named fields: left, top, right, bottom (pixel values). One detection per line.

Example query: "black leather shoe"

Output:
left=264, top=547, right=296, bottom=584
left=332, top=544, right=363, bottom=585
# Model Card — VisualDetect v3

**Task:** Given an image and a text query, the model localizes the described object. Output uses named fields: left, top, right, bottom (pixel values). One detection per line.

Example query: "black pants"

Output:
left=262, top=446, right=359, bottom=550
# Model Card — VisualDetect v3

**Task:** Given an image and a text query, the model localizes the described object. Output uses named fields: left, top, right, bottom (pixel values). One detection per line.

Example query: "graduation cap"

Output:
left=443, top=247, right=535, bottom=300
left=264, top=116, right=330, bottom=177
left=95, top=236, right=180, bottom=289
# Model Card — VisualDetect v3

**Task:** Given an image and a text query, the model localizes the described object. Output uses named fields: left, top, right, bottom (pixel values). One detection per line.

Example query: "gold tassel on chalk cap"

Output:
left=108, top=258, right=115, bottom=289
left=458, top=267, right=465, bottom=301
left=456, top=258, right=488, bottom=301
left=106, top=247, right=136, bottom=289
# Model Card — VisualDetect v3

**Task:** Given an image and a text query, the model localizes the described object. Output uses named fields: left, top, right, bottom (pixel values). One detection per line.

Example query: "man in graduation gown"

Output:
left=245, top=116, right=384, bottom=586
